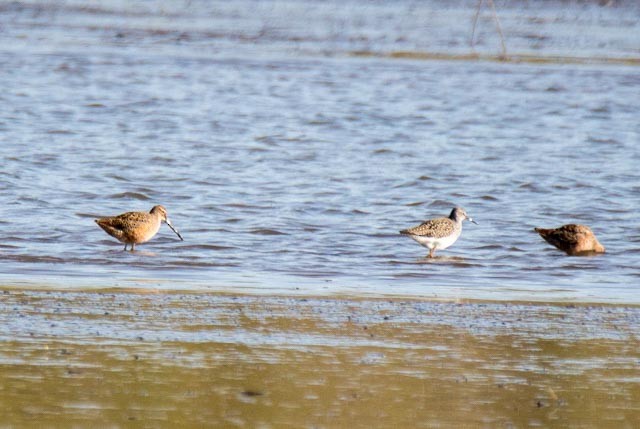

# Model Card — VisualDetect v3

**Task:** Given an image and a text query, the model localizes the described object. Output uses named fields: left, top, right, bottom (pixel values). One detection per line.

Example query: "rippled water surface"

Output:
left=1, top=0, right=639, bottom=303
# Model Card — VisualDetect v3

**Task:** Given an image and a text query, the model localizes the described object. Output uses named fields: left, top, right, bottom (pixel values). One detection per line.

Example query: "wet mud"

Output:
left=1, top=288, right=638, bottom=427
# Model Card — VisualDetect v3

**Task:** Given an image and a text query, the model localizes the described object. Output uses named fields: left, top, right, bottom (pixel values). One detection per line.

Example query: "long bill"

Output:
left=166, top=219, right=184, bottom=241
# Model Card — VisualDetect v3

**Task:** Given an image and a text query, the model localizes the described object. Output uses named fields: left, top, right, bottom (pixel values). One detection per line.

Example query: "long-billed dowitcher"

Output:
left=535, top=224, right=605, bottom=255
left=400, top=207, right=477, bottom=258
left=95, top=205, right=183, bottom=251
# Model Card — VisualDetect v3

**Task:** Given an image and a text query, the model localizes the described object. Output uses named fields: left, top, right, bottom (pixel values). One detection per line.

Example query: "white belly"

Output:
left=410, top=229, right=461, bottom=251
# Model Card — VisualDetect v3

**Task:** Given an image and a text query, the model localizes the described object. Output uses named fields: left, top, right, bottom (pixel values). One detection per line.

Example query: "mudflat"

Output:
left=1, top=288, right=638, bottom=427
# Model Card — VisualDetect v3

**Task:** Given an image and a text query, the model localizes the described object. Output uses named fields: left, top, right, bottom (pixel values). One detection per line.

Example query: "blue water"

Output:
left=0, top=0, right=639, bottom=303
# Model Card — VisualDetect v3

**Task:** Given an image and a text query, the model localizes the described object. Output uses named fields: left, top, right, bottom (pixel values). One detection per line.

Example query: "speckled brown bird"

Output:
left=534, top=224, right=605, bottom=256
left=400, top=207, right=477, bottom=258
left=95, top=205, right=183, bottom=251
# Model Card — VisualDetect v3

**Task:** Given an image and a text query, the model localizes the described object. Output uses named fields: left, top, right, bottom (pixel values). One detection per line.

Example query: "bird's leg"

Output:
left=123, top=244, right=128, bottom=251
left=131, top=243, right=135, bottom=252
left=428, top=248, right=435, bottom=258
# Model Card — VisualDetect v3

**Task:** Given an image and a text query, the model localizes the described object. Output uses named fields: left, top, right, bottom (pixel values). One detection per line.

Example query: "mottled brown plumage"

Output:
left=400, top=207, right=477, bottom=258
left=400, top=217, right=456, bottom=239
left=95, top=205, right=183, bottom=251
left=534, top=224, right=605, bottom=256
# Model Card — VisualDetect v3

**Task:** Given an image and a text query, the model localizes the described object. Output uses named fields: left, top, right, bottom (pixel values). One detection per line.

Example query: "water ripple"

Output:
left=0, top=1, right=638, bottom=304
left=108, top=192, right=151, bottom=201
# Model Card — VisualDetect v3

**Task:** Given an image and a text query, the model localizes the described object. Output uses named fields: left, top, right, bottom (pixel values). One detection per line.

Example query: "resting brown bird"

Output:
left=534, top=224, right=605, bottom=256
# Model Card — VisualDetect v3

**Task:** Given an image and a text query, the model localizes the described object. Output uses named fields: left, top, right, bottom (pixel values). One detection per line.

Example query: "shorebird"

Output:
left=95, top=205, right=183, bottom=251
left=400, top=207, right=477, bottom=258
left=534, top=224, right=605, bottom=255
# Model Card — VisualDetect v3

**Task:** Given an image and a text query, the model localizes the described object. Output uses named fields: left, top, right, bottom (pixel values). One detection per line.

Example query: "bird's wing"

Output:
left=401, top=218, right=454, bottom=238
left=536, top=224, right=585, bottom=248
left=95, top=212, right=150, bottom=240
left=107, top=212, right=147, bottom=230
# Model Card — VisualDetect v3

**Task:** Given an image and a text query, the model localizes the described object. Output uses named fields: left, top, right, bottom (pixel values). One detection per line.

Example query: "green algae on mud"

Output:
left=0, top=289, right=639, bottom=427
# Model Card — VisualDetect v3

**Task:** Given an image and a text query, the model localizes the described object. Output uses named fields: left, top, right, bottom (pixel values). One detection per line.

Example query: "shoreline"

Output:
left=2, top=287, right=639, bottom=346
left=1, top=288, right=638, bottom=426
left=1, top=280, right=639, bottom=308
left=349, top=49, right=640, bottom=66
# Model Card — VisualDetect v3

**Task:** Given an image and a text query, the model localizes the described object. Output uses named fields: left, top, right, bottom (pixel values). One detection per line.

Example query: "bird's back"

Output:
left=400, top=217, right=456, bottom=238
left=535, top=224, right=604, bottom=254
left=95, top=211, right=160, bottom=243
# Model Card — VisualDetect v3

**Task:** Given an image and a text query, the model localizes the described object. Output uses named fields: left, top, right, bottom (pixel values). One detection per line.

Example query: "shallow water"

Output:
left=1, top=0, right=640, bottom=303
